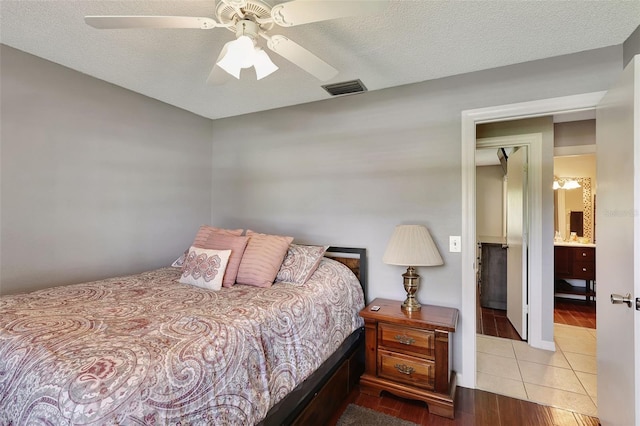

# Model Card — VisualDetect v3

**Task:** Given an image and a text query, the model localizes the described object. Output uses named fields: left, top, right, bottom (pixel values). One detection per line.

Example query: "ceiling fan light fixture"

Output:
left=217, top=35, right=257, bottom=78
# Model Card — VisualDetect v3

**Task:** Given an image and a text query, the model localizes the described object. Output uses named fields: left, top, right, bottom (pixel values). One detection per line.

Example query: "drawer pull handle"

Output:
left=583, top=268, right=587, bottom=272
left=394, top=363, right=415, bottom=375
left=582, top=252, right=587, bottom=257
left=394, top=335, right=415, bottom=345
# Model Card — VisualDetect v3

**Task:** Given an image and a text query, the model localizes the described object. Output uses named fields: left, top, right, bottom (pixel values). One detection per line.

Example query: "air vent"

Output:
left=322, top=79, right=367, bottom=96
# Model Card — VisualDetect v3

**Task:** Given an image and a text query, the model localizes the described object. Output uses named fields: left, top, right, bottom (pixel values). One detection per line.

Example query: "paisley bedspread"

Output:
left=0, top=258, right=365, bottom=425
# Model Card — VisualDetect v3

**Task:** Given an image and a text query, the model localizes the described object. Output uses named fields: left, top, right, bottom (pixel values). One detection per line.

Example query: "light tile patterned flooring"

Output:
left=477, top=323, right=597, bottom=417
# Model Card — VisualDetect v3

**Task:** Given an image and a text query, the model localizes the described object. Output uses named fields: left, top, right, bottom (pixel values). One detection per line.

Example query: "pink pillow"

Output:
left=201, top=232, right=249, bottom=287
left=179, top=247, right=231, bottom=291
left=275, top=244, right=328, bottom=285
left=192, top=225, right=243, bottom=248
left=236, top=230, right=293, bottom=288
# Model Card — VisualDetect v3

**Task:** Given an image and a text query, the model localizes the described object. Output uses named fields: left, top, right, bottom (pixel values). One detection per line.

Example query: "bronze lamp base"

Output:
left=401, top=266, right=421, bottom=312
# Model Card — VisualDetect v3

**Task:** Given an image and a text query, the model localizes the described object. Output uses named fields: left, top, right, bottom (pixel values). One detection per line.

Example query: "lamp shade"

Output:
left=383, top=225, right=443, bottom=267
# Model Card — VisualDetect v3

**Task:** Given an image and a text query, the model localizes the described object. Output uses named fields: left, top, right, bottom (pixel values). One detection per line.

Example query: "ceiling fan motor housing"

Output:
left=235, top=19, right=259, bottom=40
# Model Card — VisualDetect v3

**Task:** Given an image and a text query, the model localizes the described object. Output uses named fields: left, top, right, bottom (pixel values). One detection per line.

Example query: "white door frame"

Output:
left=459, top=91, right=606, bottom=389
left=477, top=136, right=538, bottom=341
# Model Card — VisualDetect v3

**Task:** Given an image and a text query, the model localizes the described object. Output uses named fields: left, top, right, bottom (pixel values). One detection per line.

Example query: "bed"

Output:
left=0, top=246, right=367, bottom=425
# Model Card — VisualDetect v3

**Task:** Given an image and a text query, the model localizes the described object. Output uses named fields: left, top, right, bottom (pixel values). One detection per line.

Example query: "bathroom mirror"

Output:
left=554, top=177, right=593, bottom=241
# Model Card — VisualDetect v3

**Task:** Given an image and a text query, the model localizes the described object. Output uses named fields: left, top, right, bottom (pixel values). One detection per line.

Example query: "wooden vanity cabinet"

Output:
left=554, top=245, right=596, bottom=302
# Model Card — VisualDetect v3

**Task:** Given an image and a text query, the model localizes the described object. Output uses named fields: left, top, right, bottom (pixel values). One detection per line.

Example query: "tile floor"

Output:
left=476, top=323, right=598, bottom=417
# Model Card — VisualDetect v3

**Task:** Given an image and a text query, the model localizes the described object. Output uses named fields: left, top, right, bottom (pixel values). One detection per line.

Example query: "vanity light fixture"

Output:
left=553, top=177, right=581, bottom=190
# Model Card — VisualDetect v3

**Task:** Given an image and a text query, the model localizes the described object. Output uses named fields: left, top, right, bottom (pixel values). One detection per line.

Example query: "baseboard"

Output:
left=530, top=338, right=556, bottom=352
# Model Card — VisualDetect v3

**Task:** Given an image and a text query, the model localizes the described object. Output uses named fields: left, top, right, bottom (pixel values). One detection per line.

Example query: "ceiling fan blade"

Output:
left=84, top=16, right=219, bottom=29
left=267, top=35, right=338, bottom=81
left=270, top=0, right=386, bottom=27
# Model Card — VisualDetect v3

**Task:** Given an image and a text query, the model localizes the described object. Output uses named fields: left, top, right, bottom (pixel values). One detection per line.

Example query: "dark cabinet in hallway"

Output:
left=479, top=242, right=507, bottom=310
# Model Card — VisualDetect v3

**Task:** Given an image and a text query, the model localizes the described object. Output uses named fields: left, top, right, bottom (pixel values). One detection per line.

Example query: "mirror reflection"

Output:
left=554, top=177, right=592, bottom=242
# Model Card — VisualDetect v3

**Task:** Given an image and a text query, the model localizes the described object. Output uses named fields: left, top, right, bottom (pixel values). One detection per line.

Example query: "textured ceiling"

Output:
left=1, top=1, right=639, bottom=120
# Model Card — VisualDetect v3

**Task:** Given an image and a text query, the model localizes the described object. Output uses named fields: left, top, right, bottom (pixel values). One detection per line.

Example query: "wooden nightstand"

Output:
left=359, top=298, right=459, bottom=418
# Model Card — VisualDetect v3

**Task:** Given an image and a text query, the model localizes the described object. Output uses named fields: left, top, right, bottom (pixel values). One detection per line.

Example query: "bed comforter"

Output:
left=0, top=258, right=364, bottom=425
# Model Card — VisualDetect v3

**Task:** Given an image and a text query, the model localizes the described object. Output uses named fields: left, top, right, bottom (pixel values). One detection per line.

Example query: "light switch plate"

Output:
left=449, top=236, right=461, bottom=252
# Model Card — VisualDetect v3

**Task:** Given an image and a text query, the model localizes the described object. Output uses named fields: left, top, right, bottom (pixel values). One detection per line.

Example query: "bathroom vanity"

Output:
left=554, top=243, right=596, bottom=302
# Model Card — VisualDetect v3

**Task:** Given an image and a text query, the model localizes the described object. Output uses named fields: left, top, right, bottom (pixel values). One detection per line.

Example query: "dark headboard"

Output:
left=324, top=247, right=367, bottom=302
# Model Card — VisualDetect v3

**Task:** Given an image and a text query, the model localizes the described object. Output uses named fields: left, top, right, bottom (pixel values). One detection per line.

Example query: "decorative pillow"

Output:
left=171, top=226, right=241, bottom=268
left=201, top=232, right=249, bottom=287
left=275, top=244, right=329, bottom=285
left=236, top=230, right=294, bottom=288
left=192, top=225, right=243, bottom=248
left=179, top=246, right=231, bottom=291
left=171, top=249, right=189, bottom=268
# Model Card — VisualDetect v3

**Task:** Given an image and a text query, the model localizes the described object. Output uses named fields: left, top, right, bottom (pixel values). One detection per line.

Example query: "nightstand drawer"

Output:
left=378, top=349, right=435, bottom=390
left=379, top=323, right=434, bottom=359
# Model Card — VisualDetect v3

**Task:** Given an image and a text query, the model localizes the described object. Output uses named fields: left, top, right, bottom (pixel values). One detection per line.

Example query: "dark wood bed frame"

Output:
left=259, top=247, right=367, bottom=426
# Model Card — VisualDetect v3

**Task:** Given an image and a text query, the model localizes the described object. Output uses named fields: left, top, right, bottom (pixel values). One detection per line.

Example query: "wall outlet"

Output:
left=449, top=236, right=461, bottom=252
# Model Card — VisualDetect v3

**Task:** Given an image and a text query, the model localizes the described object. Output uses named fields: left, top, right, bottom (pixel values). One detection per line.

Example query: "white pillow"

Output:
left=179, top=246, right=231, bottom=291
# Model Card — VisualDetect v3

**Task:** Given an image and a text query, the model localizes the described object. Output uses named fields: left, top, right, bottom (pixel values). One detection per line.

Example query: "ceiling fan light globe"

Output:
left=216, top=52, right=242, bottom=79
left=235, top=36, right=257, bottom=68
left=254, top=49, right=278, bottom=80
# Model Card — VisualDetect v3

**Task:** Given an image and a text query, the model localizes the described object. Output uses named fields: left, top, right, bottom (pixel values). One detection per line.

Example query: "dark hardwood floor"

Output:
left=553, top=299, right=596, bottom=329
left=477, top=293, right=597, bottom=341
left=477, top=306, right=523, bottom=340
left=329, top=386, right=600, bottom=425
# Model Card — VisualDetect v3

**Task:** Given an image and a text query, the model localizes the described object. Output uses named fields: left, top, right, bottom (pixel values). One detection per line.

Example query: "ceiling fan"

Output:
left=85, top=0, right=386, bottom=83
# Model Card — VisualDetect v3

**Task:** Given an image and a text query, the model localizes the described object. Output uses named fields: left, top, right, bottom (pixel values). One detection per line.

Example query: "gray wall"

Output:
left=554, top=120, right=596, bottom=147
left=0, top=45, right=213, bottom=295
left=476, top=165, right=504, bottom=239
left=623, top=24, right=640, bottom=68
left=210, top=45, right=622, bottom=378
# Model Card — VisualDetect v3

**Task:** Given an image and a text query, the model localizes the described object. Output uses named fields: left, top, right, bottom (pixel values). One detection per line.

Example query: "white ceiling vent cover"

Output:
left=322, top=79, right=367, bottom=96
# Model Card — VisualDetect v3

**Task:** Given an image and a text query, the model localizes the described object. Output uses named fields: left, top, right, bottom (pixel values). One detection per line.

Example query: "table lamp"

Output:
left=383, top=224, right=443, bottom=312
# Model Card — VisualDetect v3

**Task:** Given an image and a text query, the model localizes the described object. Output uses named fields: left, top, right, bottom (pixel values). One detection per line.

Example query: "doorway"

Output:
left=459, top=91, right=606, bottom=391
left=473, top=122, right=598, bottom=416
left=463, top=100, right=597, bottom=415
